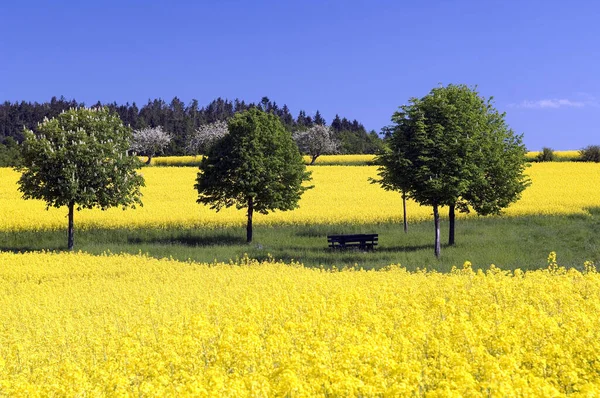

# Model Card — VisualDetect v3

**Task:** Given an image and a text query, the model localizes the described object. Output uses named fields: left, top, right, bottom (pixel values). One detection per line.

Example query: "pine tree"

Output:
left=314, top=110, right=326, bottom=125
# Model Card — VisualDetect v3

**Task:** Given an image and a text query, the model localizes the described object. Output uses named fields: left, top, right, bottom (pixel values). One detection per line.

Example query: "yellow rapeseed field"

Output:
left=149, top=156, right=203, bottom=166
left=153, top=152, right=581, bottom=166
left=525, top=150, right=580, bottom=161
left=155, top=151, right=581, bottom=166
left=2, top=162, right=600, bottom=231
left=301, top=154, right=375, bottom=165
left=0, top=251, right=599, bottom=396
left=149, top=154, right=375, bottom=166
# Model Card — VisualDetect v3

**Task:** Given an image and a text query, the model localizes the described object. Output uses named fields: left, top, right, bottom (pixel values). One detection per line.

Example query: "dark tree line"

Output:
left=0, top=95, right=383, bottom=164
left=330, top=114, right=383, bottom=154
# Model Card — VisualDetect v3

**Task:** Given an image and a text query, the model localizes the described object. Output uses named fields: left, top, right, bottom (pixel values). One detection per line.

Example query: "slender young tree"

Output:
left=17, top=107, right=145, bottom=250
left=195, top=108, right=312, bottom=243
left=372, top=145, right=410, bottom=233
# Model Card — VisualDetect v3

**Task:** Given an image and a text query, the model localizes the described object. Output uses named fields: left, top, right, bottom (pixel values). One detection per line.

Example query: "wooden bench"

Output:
left=327, top=234, right=378, bottom=251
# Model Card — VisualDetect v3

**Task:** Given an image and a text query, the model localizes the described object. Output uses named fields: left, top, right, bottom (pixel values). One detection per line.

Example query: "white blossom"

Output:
left=186, top=120, right=229, bottom=155
left=131, top=126, right=171, bottom=164
left=293, top=125, right=339, bottom=165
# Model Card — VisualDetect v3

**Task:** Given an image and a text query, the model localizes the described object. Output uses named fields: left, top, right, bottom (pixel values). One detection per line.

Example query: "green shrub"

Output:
left=536, top=147, right=555, bottom=162
left=579, top=145, right=600, bottom=163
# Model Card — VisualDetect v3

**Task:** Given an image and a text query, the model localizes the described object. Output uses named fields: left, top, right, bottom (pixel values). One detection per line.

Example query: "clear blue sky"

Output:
left=1, top=0, right=598, bottom=150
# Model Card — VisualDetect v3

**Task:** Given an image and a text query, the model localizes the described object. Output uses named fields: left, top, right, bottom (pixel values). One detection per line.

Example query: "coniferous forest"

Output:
left=0, top=95, right=384, bottom=165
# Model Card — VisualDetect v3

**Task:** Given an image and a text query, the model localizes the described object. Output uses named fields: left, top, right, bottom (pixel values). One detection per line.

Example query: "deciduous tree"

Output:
left=17, top=107, right=145, bottom=250
left=131, top=126, right=171, bottom=164
left=579, top=145, right=600, bottom=162
left=372, top=138, right=411, bottom=233
left=375, top=84, right=529, bottom=257
left=293, top=125, right=339, bottom=165
left=186, top=120, right=229, bottom=155
left=195, top=108, right=312, bottom=243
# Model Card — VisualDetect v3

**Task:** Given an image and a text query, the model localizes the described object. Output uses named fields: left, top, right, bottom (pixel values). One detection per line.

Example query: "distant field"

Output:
left=2, top=162, right=600, bottom=232
left=148, top=151, right=582, bottom=167
left=525, top=150, right=580, bottom=161
left=148, top=154, right=376, bottom=166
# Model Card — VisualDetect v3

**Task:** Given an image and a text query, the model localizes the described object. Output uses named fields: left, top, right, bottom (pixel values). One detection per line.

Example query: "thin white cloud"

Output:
left=511, top=99, right=586, bottom=109
left=510, top=95, right=599, bottom=109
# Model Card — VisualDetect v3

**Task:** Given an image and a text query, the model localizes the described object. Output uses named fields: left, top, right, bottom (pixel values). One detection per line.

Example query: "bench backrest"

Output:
left=327, top=234, right=378, bottom=242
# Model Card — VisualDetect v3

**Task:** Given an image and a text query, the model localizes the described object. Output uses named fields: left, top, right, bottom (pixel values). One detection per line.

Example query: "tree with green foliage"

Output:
left=17, top=107, right=145, bottom=250
left=375, top=84, right=529, bottom=258
left=462, top=105, right=531, bottom=219
left=195, top=108, right=312, bottom=243
left=579, top=145, right=600, bottom=162
left=371, top=127, right=410, bottom=233
left=0, top=137, right=22, bottom=166
left=313, top=110, right=326, bottom=126
left=536, top=147, right=555, bottom=162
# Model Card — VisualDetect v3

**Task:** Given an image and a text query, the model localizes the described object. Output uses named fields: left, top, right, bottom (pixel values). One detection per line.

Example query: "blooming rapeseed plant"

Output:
left=0, top=251, right=599, bottom=396
left=525, top=150, right=580, bottom=161
left=1, top=162, right=600, bottom=231
left=149, top=154, right=375, bottom=167
left=158, top=152, right=582, bottom=166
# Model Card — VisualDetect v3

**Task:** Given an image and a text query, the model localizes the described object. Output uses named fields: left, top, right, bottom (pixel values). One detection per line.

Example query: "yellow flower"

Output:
left=1, top=251, right=599, bottom=395
left=2, top=162, right=600, bottom=231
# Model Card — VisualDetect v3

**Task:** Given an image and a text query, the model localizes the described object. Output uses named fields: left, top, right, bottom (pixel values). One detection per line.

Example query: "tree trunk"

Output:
left=246, top=197, right=253, bottom=243
left=310, top=155, right=318, bottom=165
left=402, top=192, right=408, bottom=233
left=433, top=204, right=440, bottom=258
left=448, top=203, right=455, bottom=246
left=67, top=201, right=75, bottom=251
left=145, top=154, right=152, bottom=165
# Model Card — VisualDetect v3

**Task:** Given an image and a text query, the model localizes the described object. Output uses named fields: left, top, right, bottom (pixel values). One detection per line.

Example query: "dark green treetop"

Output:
left=195, top=108, right=312, bottom=242
left=374, top=84, right=530, bottom=257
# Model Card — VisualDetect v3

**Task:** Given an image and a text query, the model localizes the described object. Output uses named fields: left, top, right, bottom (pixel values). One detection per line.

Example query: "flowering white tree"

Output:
left=293, top=125, right=339, bottom=165
left=131, top=126, right=171, bottom=164
left=187, top=120, right=229, bottom=155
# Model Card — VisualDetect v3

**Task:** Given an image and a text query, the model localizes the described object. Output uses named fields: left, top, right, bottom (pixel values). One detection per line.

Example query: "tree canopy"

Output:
left=195, top=108, right=312, bottom=242
left=374, top=84, right=529, bottom=257
left=293, top=125, right=339, bottom=165
left=186, top=120, right=229, bottom=155
left=131, top=126, right=172, bottom=164
left=17, top=107, right=145, bottom=250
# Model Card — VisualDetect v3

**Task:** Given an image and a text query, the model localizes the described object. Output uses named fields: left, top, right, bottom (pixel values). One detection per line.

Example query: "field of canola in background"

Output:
left=2, top=157, right=600, bottom=395
left=2, top=162, right=600, bottom=231
left=151, top=154, right=378, bottom=166
left=1, top=251, right=600, bottom=396
left=149, top=151, right=582, bottom=166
